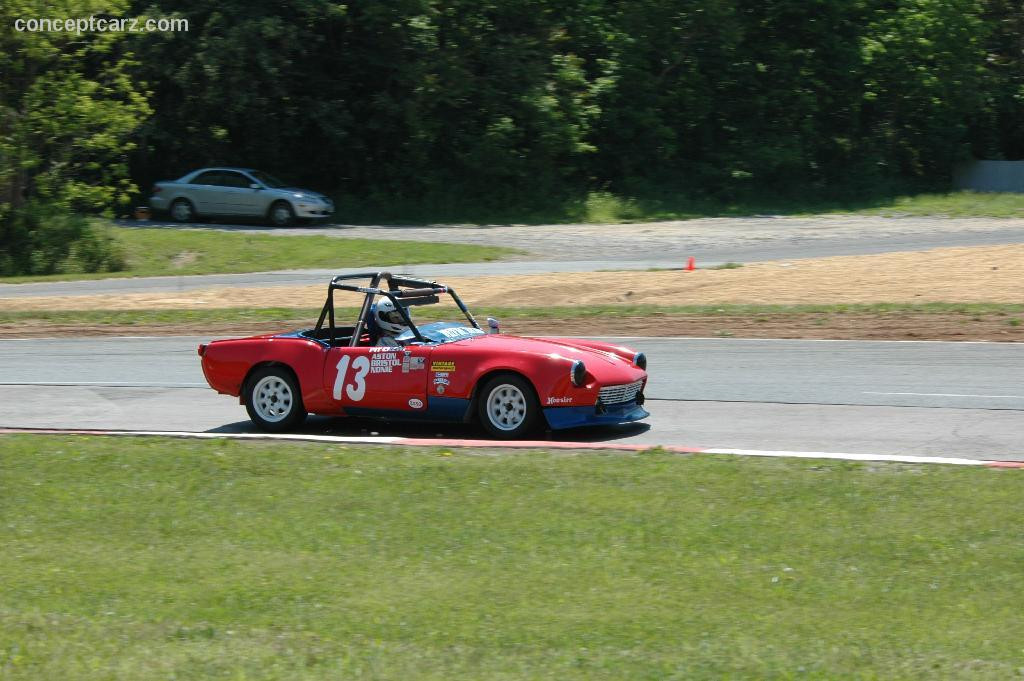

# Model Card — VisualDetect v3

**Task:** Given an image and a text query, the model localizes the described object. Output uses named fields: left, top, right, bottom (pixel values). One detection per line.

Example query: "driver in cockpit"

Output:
left=368, top=298, right=409, bottom=347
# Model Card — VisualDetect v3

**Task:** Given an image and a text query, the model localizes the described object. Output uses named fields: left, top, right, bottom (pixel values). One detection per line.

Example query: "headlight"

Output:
left=570, top=360, right=586, bottom=387
left=633, top=352, right=647, bottom=370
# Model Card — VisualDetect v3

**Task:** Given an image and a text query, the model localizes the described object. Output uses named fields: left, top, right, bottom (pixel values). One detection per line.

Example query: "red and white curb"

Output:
left=2, top=427, right=1022, bottom=468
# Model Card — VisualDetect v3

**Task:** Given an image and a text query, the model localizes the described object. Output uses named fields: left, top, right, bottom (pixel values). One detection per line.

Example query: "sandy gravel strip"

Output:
left=4, top=428, right=1023, bottom=468
left=2, top=244, right=1021, bottom=311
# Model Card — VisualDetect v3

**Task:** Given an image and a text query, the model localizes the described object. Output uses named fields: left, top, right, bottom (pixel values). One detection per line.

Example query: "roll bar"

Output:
left=313, top=271, right=480, bottom=347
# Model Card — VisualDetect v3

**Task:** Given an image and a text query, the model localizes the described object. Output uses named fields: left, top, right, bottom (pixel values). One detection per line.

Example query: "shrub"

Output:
left=0, top=202, right=125, bottom=277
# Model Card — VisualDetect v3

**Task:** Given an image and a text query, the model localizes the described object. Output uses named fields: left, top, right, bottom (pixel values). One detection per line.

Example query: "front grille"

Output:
left=598, top=379, right=644, bottom=405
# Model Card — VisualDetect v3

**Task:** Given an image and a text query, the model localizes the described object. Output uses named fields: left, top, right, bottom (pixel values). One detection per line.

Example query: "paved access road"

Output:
left=126, top=214, right=1024, bottom=263
left=2, top=336, right=1021, bottom=459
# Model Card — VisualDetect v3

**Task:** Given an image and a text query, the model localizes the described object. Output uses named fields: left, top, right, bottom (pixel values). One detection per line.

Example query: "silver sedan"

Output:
left=149, top=167, right=334, bottom=226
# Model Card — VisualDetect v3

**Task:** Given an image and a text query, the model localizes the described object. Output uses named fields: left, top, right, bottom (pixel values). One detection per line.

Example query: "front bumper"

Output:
left=543, top=399, right=649, bottom=430
left=294, top=201, right=334, bottom=218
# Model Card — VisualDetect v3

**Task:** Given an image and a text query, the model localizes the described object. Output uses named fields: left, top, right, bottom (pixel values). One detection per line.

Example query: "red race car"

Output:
left=198, top=272, right=649, bottom=438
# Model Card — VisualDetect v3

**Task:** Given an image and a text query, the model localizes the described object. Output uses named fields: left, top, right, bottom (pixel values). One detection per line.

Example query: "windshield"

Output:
left=248, top=171, right=288, bottom=188
left=396, top=321, right=485, bottom=345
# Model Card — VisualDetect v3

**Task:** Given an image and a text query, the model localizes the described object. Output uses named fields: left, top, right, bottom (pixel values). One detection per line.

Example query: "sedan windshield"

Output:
left=248, top=171, right=288, bottom=188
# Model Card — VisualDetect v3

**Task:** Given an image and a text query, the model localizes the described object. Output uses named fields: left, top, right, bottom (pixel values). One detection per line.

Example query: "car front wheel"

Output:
left=268, top=201, right=294, bottom=227
left=477, top=373, right=541, bottom=439
left=244, top=366, right=307, bottom=431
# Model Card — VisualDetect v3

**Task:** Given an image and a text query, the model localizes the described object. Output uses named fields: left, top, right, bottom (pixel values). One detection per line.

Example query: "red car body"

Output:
left=198, top=272, right=649, bottom=435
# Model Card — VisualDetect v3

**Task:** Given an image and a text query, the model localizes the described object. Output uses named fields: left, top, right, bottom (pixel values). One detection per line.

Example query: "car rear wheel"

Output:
left=244, top=366, right=307, bottom=432
left=170, top=198, right=195, bottom=223
left=268, top=201, right=294, bottom=227
left=477, top=373, right=540, bottom=439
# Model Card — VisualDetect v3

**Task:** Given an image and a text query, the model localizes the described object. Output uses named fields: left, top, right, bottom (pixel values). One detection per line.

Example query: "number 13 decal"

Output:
left=333, top=355, right=369, bottom=401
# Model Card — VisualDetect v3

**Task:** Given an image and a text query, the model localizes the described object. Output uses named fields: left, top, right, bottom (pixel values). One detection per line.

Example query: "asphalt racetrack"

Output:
left=1, top=335, right=1021, bottom=459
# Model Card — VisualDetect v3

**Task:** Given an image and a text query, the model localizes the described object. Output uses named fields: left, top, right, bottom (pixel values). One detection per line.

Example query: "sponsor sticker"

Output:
left=436, top=385, right=445, bottom=394
left=401, top=355, right=426, bottom=373
left=408, top=398, right=424, bottom=409
left=433, top=376, right=451, bottom=387
left=430, top=361, right=456, bottom=372
left=547, top=396, right=574, bottom=405
left=369, top=352, right=401, bottom=374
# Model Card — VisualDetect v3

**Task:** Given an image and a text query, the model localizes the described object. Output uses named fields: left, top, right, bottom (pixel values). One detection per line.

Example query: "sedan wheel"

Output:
left=170, top=198, right=194, bottom=223
left=244, top=367, right=307, bottom=431
left=268, top=201, right=294, bottom=227
left=477, top=374, right=540, bottom=438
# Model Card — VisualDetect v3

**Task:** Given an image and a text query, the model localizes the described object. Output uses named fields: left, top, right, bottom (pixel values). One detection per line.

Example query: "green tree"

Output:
left=129, top=0, right=610, bottom=209
left=1, top=0, right=145, bottom=275
left=973, top=0, right=1024, bottom=160
left=127, top=0, right=1014, bottom=214
left=1, top=0, right=151, bottom=213
left=860, top=0, right=989, bottom=179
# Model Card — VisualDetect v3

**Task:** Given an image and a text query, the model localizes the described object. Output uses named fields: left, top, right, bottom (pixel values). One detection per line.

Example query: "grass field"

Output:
left=2, top=435, right=1023, bottom=679
left=0, top=227, right=519, bottom=284
left=617, top=190, right=1024, bottom=222
left=579, top=190, right=1024, bottom=223
left=855, top=191, right=1024, bottom=218
left=3, top=302, right=1022, bottom=329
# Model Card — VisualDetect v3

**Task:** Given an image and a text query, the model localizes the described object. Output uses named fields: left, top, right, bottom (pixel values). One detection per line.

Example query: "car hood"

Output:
left=464, top=334, right=633, bottom=367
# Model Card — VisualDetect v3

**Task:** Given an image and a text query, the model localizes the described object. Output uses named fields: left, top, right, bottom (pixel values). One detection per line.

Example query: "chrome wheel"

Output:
left=486, top=383, right=528, bottom=432
left=251, top=375, right=294, bottom=423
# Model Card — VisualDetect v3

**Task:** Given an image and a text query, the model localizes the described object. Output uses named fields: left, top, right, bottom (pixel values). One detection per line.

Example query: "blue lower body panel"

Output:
left=543, top=400, right=650, bottom=430
left=344, top=397, right=471, bottom=422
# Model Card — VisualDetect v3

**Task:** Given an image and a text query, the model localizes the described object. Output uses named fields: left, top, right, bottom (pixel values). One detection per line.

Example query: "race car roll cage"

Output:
left=313, top=271, right=481, bottom=347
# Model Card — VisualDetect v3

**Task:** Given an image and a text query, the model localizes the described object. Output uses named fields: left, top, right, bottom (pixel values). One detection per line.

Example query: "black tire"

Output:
left=169, top=198, right=195, bottom=223
left=267, top=201, right=294, bottom=227
left=244, top=366, right=307, bottom=432
left=476, top=373, right=541, bottom=439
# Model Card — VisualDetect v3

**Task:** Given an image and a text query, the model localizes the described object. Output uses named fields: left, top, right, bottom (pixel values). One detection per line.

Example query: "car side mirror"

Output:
left=250, top=183, right=261, bottom=190
left=487, top=317, right=500, bottom=334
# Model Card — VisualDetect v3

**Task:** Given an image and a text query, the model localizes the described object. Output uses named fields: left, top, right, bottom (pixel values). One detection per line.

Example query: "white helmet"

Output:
left=373, top=297, right=409, bottom=335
